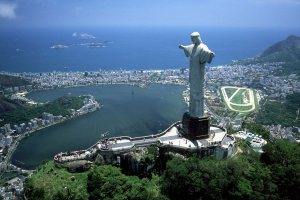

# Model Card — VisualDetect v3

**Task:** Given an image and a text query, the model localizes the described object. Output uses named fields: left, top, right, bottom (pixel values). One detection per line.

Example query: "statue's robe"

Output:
left=182, top=43, right=214, bottom=118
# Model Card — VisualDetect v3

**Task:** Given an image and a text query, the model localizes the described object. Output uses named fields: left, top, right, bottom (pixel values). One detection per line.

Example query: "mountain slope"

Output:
left=0, top=74, right=31, bottom=88
left=0, top=96, right=18, bottom=113
left=259, top=35, right=300, bottom=62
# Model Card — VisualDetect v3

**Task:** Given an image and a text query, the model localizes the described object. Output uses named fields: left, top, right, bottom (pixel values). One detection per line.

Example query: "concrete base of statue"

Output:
left=181, top=112, right=210, bottom=139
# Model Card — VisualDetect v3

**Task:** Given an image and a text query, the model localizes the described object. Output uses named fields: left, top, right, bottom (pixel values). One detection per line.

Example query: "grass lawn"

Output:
left=224, top=87, right=237, bottom=99
left=30, top=161, right=89, bottom=199
left=230, top=89, right=244, bottom=104
left=231, top=104, right=253, bottom=111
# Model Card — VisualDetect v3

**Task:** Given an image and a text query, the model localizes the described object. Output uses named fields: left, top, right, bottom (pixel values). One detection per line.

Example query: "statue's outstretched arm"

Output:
left=179, top=45, right=191, bottom=57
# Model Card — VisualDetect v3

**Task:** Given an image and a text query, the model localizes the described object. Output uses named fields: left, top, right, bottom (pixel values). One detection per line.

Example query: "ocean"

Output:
left=1, top=26, right=300, bottom=73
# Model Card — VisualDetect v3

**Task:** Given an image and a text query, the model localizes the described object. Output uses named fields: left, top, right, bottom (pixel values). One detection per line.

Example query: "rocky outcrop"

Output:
left=122, top=147, right=148, bottom=173
left=55, top=160, right=94, bottom=172
left=94, top=154, right=106, bottom=165
left=165, top=151, right=187, bottom=160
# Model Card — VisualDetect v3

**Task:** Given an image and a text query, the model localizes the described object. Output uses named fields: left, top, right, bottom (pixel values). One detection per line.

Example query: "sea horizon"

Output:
left=1, top=26, right=300, bottom=73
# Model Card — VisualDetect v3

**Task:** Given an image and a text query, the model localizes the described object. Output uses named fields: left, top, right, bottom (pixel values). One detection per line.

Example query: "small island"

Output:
left=50, top=44, right=68, bottom=49
left=78, top=33, right=95, bottom=39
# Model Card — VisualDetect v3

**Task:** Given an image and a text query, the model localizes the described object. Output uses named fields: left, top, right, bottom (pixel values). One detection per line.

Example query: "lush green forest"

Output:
left=24, top=161, right=168, bottom=200
left=256, top=92, right=300, bottom=127
left=274, top=61, right=300, bottom=77
left=0, top=74, right=31, bottom=88
left=24, top=136, right=300, bottom=200
left=260, top=46, right=300, bottom=63
left=0, top=95, right=89, bottom=127
left=244, top=122, right=270, bottom=139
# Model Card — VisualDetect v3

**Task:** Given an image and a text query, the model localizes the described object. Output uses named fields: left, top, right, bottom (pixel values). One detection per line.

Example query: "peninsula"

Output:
left=0, top=94, right=101, bottom=186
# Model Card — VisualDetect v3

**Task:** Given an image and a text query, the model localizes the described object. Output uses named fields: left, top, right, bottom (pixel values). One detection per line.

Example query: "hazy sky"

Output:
left=1, top=0, right=300, bottom=28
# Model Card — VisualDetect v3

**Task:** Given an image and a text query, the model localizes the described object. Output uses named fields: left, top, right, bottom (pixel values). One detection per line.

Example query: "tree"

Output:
left=140, top=154, right=155, bottom=168
left=87, top=165, right=165, bottom=200
left=160, top=153, right=281, bottom=200
left=30, top=187, right=45, bottom=200
left=246, top=122, right=269, bottom=139
left=53, top=191, right=66, bottom=200
left=261, top=139, right=300, bottom=199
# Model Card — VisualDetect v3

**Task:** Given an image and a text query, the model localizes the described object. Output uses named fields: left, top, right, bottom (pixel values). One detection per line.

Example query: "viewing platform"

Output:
left=54, top=122, right=236, bottom=163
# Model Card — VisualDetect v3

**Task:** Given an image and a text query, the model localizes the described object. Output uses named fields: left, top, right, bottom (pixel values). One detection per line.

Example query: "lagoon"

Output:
left=11, top=84, right=187, bottom=169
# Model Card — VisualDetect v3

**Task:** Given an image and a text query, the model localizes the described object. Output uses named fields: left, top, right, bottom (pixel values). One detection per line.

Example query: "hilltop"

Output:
left=259, top=35, right=300, bottom=62
left=0, top=95, right=18, bottom=113
left=0, top=74, right=31, bottom=88
left=24, top=139, right=300, bottom=200
left=235, top=34, right=300, bottom=77
left=0, top=74, right=32, bottom=114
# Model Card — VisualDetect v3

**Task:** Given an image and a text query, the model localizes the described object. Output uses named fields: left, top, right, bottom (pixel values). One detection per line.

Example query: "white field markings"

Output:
left=221, top=86, right=256, bottom=112
left=228, top=88, right=239, bottom=101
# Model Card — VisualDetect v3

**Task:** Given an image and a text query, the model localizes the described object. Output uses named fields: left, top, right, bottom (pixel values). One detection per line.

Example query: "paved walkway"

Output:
left=108, top=126, right=228, bottom=151
left=54, top=124, right=234, bottom=163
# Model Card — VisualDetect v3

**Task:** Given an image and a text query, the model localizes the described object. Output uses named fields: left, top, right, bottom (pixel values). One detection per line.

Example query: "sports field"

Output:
left=220, top=86, right=257, bottom=113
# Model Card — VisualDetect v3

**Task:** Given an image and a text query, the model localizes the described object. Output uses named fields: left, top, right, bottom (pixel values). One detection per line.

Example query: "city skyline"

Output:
left=0, top=0, right=300, bottom=28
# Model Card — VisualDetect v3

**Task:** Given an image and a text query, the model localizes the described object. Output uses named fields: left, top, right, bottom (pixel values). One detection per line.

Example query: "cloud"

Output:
left=0, top=2, right=18, bottom=19
left=72, top=32, right=77, bottom=37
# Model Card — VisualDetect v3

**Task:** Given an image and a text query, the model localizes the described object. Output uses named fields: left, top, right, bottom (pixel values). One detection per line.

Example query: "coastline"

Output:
left=1, top=93, right=102, bottom=175
left=2, top=69, right=189, bottom=172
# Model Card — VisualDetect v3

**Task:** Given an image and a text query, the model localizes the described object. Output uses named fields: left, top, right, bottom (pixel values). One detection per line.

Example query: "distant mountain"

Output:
left=0, top=74, right=31, bottom=115
left=0, top=96, right=17, bottom=114
left=259, top=35, right=300, bottom=62
left=0, top=74, right=31, bottom=88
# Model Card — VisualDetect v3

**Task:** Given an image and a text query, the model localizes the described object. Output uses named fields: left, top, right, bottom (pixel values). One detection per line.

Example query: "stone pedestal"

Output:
left=181, top=112, right=210, bottom=139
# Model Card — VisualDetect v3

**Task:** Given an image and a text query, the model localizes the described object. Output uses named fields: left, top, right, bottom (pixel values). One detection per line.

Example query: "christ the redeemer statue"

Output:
left=179, top=32, right=215, bottom=118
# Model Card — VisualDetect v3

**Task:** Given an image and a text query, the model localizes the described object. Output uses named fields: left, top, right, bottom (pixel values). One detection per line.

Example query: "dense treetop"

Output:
left=256, top=92, right=300, bottom=127
left=25, top=135, right=300, bottom=200
left=0, top=95, right=91, bottom=127
left=0, top=74, right=31, bottom=88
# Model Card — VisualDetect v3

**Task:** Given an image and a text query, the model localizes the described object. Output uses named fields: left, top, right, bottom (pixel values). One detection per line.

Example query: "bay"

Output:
left=11, top=84, right=187, bottom=169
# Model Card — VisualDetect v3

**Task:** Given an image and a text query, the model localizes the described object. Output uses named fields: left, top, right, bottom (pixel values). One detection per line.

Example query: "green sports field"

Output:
left=221, top=86, right=257, bottom=113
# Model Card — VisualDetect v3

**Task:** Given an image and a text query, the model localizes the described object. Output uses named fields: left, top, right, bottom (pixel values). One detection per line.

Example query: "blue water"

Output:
left=1, top=26, right=300, bottom=73
left=11, top=84, right=187, bottom=169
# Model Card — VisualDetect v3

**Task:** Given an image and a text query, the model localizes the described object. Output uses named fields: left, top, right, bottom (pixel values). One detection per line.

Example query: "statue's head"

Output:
left=191, top=32, right=202, bottom=45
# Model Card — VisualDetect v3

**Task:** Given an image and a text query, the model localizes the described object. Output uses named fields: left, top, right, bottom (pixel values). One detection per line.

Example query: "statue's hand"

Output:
left=179, top=45, right=184, bottom=49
